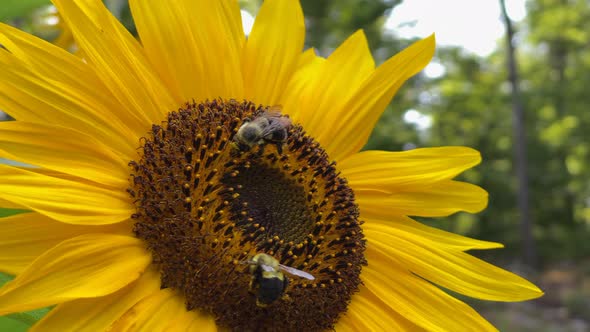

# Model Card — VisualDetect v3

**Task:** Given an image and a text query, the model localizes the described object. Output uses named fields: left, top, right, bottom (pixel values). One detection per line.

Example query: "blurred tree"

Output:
left=523, top=0, right=590, bottom=261
left=300, top=0, right=399, bottom=53
left=413, top=0, right=590, bottom=265
left=499, top=0, right=536, bottom=267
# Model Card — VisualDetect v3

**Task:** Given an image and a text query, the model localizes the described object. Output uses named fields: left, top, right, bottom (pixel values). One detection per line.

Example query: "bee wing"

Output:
left=266, top=105, right=283, bottom=116
left=259, top=264, right=276, bottom=273
left=260, top=121, right=289, bottom=138
left=275, top=115, right=292, bottom=127
left=279, top=264, right=315, bottom=280
left=242, top=260, right=276, bottom=273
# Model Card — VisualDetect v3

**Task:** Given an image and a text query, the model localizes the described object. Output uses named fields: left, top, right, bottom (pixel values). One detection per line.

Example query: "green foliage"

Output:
left=0, top=317, right=28, bottom=332
left=0, top=209, right=28, bottom=218
left=0, top=0, right=50, bottom=21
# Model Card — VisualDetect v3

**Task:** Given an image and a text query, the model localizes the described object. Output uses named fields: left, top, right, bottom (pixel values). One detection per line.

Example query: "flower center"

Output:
left=129, top=99, right=366, bottom=331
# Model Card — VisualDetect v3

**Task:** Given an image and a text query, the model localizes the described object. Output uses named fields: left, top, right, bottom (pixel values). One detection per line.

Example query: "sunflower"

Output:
left=0, top=0, right=542, bottom=331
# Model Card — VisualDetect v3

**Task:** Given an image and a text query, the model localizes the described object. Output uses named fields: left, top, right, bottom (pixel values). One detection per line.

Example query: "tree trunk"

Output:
left=499, top=0, right=537, bottom=267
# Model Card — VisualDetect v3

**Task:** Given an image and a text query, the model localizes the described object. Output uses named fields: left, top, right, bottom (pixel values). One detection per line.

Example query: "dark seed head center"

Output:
left=128, top=99, right=366, bottom=331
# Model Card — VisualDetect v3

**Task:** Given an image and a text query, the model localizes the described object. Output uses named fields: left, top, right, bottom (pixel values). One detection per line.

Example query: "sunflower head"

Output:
left=128, top=99, right=366, bottom=330
left=0, top=0, right=542, bottom=331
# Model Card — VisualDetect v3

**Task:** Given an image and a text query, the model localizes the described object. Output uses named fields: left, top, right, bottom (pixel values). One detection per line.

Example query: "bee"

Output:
left=233, top=107, right=292, bottom=154
left=245, top=253, right=315, bottom=307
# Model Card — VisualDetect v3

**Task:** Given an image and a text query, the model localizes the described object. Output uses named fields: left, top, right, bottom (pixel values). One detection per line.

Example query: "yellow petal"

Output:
left=336, top=287, right=422, bottom=331
left=340, top=147, right=481, bottom=192
left=366, top=225, right=543, bottom=301
left=355, top=180, right=488, bottom=218
left=325, top=35, right=435, bottom=161
left=295, top=30, right=375, bottom=138
left=111, top=289, right=216, bottom=332
left=242, top=0, right=305, bottom=105
left=365, top=216, right=503, bottom=251
left=0, top=23, right=140, bottom=157
left=52, top=0, right=176, bottom=125
left=0, top=234, right=151, bottom=315
left=363, top=246, right=498, bottom=331
left=0, top=165, right=133, bottom=225
left=296, top=47, right=320, bottom=68
left=130, top=0, right=244, bottom=103
left=31, top=267, right=160, bottom=332
left=0, top=212, right=131, bottom=275
left=0, top=197, right=25, bottom=209
left=281, top=49, right=325, bottom=120
left=0, top=121, right=129, bottom=188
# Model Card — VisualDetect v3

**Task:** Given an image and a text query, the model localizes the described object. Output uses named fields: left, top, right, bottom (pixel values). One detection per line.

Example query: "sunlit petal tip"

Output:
left=367, top=234, right=543, bottom=303
left=472, top=185, right=489, bottom=212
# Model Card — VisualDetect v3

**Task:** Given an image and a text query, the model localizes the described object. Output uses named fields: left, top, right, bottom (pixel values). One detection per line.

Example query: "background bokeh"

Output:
left=1, top=0, right=589, bottom=331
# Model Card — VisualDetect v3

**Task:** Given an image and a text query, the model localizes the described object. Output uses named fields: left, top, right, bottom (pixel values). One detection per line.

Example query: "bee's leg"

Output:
left=275, top=142, right=283, bottom=155
left=229, top=142, right=241, bottom=156
left=256, top=143, right=266, bottom=157
left=255, top=299, right=268, bottom=308
left=248, top=278, right=257, bottom=294
left=280, top=276, right=291, bottom=301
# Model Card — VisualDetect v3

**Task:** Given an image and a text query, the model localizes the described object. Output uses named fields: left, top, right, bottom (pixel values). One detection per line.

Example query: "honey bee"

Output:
left=233, top=107, right=292, bottom=154
left=245, top=253, right=314, bottom=307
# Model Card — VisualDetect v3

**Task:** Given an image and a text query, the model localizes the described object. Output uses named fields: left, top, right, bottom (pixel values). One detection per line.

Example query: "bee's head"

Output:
left=236, top=123, right=263, bottom=145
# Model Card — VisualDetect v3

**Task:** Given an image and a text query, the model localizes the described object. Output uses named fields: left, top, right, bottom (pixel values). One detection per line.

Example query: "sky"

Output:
left=386, top=0, right=527, bottom=56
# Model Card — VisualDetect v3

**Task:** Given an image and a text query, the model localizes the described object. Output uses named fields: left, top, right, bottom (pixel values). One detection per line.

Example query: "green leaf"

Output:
left=0, top=209, right=29, bottom=218
left=0, top=0, right=51, bottom=21
left=0, top=316, right=28, bottom=332
left=0, top=272, right=13, bottom=285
